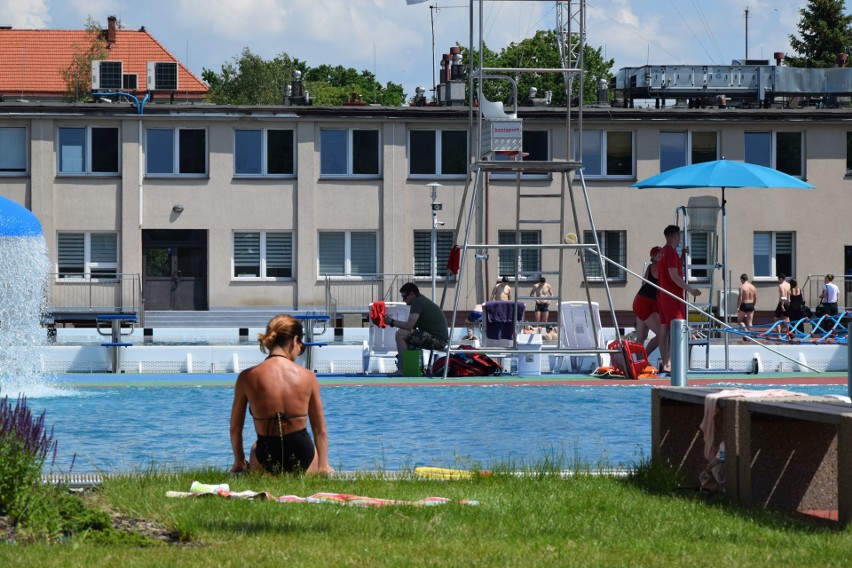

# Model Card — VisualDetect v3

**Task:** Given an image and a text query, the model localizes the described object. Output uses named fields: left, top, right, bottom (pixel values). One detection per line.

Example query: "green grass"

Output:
left=2, top=464, right=851, bottom=567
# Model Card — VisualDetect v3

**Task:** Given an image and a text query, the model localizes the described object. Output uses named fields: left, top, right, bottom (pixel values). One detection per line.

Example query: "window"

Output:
left=413, top=230, right=455, bottom=277
left=123, top=74, right=138, bottom=90
left=582, top=230, right=626, bottom=281
left=775, top=132, right=803, bottom=177
left=146, top=128, right=207, bottom=176
left=234, top=129, right=295, bottom=176
left=57, top=232, right=118, bottom=279
left=0, top=127, right=27, bottom=173
left=409, top=129, right=466, bottom=176
left=318, top=231, right=378, bottom=276
left=320, top=129, right=380, bottom=176
left=847, top=132, right=852, bottom=173
left=492, top=130, right=550, bottom=179
left=686, top=232, right=711, bottom=280
left=498, top=231, right=541, bottom=278
left=576, top=130, right=633, bottom=177
left=744, top=131, right=803, bottom=176
left=233, top=232, right=293, bottom=278
left=58, top=127, right=119, bottom=174
left=660, top=131, right=718, bottom=171
left=754, top=232, right=794, bottom=279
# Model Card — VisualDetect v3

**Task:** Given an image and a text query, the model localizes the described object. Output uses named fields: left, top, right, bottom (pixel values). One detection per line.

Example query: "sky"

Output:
left=0, top=1, right=845, bottom=100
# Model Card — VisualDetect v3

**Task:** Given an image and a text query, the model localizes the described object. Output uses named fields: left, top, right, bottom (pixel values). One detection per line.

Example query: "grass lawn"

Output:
left=1, top=466, right=851, bottom=567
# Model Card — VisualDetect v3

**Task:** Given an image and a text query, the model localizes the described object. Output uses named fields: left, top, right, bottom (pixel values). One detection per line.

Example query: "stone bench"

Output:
left=652, top=386, right=852, bottom=524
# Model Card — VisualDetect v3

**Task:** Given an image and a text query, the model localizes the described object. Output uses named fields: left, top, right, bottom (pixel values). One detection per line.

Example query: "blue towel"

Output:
left=484, top=302, right=524, bottom=340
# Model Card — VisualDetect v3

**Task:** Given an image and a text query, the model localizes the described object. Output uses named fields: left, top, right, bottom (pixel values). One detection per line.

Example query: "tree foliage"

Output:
left=786, top=0, right=852, bottom=67
left=459, top=30, right=614, bottom=106
left=202, top=51, right=406, bottom=106
left=61, top=16, right=109, bottom=102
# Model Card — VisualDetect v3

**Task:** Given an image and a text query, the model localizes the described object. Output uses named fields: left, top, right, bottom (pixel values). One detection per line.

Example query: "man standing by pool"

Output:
left=388, top=282, right=449, bottom=374
left=656, top=225, right=701, bottom=374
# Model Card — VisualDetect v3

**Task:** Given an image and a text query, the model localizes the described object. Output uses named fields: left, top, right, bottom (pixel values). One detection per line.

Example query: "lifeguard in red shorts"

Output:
left=632, top=246, right=663, bottom=355
left=656, top=225, right=701, bottom=374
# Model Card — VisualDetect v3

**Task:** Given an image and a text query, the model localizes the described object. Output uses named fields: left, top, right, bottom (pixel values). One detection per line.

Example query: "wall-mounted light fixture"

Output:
left=172, top=204, right=184, bottom=213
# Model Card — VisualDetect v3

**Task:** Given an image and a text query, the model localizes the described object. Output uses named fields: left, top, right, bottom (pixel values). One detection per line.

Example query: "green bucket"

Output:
left=401, top=350, right=422, bottom=377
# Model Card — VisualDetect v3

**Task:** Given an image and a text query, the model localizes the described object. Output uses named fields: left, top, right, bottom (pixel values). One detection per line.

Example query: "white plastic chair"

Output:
left=364, top=302, right=410, bottom=373
left=553, top=301, right=605, bottom=372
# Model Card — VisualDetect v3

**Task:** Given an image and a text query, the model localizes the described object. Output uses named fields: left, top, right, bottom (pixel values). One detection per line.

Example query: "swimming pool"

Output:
left=24, top=381, right=849, bottom=474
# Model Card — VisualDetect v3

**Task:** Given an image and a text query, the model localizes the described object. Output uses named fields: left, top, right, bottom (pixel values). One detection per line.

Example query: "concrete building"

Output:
left=1, top=100, right=850, bottom=326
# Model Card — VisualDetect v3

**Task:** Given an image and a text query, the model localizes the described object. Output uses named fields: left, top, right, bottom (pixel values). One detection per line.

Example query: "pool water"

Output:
left=25, top=382, right=849, bottom=474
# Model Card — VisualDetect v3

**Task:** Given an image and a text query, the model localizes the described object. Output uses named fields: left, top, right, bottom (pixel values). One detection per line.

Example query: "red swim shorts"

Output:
left=657, top=294, right=685, bottom=325
left=632, top=295, right=657, bottom=321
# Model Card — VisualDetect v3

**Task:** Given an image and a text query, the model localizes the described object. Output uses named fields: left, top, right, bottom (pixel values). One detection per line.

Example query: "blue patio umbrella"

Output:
left=633, top=159, right=815, bottom=368
left=0, top=195, right=43, bottom=237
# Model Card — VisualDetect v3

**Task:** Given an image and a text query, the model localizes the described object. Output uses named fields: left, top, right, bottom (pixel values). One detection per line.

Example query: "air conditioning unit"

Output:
left=91, top=61, right=123, bottom=90
left=146, top=62, right=178, bottom=91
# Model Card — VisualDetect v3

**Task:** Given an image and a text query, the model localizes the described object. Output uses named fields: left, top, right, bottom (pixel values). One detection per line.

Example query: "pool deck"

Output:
left=53, top=371, right=850, bottom=388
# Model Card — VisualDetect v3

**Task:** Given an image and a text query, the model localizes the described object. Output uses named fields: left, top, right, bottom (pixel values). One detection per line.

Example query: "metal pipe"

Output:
left=670, top=318, right=688, bottom=386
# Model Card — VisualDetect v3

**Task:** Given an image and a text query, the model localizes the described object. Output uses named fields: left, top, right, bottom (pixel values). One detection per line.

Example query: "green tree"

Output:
left=460, top=30, right=614, bottom=106
left=787, top=0, right=852, bottom=67
left=61, top=16, right=109, bottom=102
left=202, top=51, right=406, bottom=106
left=202, top=49, right=306, bottom=105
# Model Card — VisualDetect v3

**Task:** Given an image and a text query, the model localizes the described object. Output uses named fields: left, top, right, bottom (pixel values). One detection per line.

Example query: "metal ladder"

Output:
left=509, top=162, right=566, bottom=330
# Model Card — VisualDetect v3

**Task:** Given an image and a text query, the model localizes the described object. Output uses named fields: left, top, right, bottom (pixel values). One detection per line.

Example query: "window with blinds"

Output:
left=754, top=231, right=794, bottom=278
left=58, top=232, right=118, bottom=279
left=498, top=231, right=541, bottom=277
left=413, top=230, right=454, bottom=276
left=233, top=232, right=293, bottom=278
left=583, top=230, right=626, bottom=281
left=318, top=231, right=378, bottom=276
left=687, top=232, right=710, bottom=280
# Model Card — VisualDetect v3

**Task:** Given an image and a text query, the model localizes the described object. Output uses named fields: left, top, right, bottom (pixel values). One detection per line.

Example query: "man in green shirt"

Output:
left=387, top=282, right=449, bottom=372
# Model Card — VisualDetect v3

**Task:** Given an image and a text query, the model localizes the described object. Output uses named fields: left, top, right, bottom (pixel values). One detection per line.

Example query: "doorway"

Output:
left=142, top=230, right=208, bottom=310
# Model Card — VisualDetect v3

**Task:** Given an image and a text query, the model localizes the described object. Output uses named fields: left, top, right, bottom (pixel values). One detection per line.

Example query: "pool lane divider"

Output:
left=53, top=372, right=848, bottom=388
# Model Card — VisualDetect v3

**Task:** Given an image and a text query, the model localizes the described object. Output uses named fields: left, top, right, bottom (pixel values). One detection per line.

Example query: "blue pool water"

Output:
left=23, top=381, right=850, bottom=474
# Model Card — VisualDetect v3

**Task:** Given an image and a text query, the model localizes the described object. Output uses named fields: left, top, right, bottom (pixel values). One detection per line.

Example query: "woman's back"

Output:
left=242, top=357, right=315, bottom=436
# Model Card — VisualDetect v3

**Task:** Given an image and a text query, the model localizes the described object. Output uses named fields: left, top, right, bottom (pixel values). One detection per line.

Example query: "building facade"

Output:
left=0, top=101, right=849, bottom=322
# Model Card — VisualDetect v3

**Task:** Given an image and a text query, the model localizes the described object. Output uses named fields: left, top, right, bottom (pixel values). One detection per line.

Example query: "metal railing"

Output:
left=324, top=273, right=420, bottom=314
left=802, top=274, right=851, bottom=309
left=48, top=273, right=142, bottom=318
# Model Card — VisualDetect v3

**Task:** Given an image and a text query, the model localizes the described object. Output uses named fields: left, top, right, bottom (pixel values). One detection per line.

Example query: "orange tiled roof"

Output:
left=0, top=28, right=208, bottom=99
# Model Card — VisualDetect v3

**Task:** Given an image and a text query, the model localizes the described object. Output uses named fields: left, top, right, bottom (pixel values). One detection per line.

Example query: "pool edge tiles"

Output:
left=51, top=371, right=850, bottom=388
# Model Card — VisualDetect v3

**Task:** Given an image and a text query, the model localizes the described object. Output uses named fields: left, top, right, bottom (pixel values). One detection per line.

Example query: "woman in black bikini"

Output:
left=230, top=314, right=332, bottom=475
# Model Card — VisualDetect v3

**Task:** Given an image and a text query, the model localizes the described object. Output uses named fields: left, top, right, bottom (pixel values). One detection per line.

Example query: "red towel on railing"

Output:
left=370, top=301, right=387, bottom=328
left=446, top=245, right=461, bottom=275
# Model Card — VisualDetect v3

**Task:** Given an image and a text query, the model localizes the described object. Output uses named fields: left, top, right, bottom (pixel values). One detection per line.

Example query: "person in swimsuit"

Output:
left=787, top=278, right=805, bottom=322
left=736, top=273, right=757, bottom=329
left=633, top=246, right=663, bottom=356
left=774, top=273, right=791, bottom=333
left=230, top=314, right=332, bottom=475
left=530, top=276, right=553, bottom=326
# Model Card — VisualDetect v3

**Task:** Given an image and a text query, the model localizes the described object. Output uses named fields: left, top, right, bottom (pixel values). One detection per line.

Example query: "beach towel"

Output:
left=370, top=301, right=387, bottom=328
left=699, top=388, right=806, bottom=460
left=484, top=301, right=524, bottom=340
left=166, top=482, right=479, bottom=507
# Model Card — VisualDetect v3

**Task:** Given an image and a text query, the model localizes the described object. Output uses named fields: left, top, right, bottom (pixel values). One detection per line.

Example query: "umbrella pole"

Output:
left=722, top=186, right=730, bottom=370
